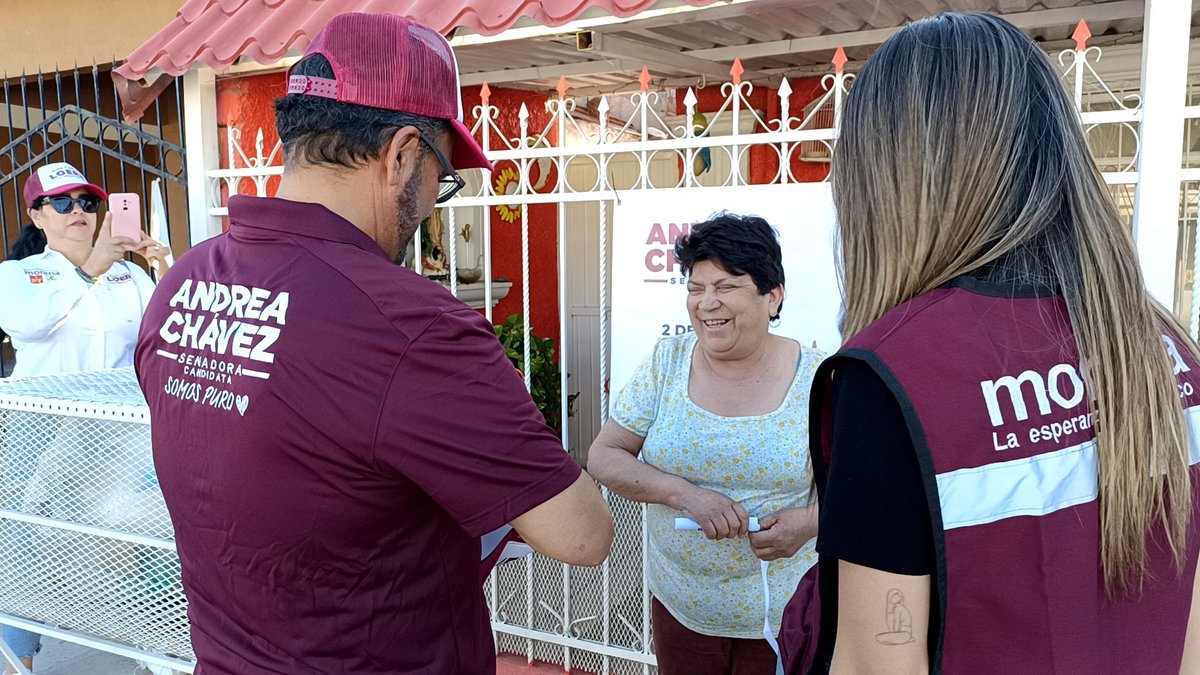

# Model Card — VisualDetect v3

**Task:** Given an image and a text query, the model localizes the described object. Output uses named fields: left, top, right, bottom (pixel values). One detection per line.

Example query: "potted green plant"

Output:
left=493, top=314, right=578, bottom=432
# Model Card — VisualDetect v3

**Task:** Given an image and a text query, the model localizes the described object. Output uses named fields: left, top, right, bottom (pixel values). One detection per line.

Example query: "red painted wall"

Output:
left=216, top=71, right=288, bottom=230
left=677, top=77, right=830, bottom=184
left=214, top=73, right=562, bottom=344
left=461, top=86, right=561, bottom=345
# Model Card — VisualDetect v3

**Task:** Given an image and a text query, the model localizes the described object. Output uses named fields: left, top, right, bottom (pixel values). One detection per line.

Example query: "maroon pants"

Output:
left=652, top=598, right=778, bottom=675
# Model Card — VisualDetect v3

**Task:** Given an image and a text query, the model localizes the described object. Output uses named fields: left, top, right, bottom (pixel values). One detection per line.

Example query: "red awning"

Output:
left=116, top=0, right=717, bottom=81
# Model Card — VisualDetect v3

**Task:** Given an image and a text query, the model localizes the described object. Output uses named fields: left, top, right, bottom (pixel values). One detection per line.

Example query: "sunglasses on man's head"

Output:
left=36, top=195, right=100, bottom=214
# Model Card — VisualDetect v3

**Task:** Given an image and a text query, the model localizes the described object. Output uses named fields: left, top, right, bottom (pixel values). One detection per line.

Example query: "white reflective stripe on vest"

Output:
left=1189, top=405, right=1200, bottom=466
left=937, top=405, right=1200, bottom=531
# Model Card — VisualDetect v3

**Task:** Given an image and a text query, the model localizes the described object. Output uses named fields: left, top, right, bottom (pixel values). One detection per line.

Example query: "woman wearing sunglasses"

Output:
left=0, top=163, right=169, bottom=671
left=0, top=162, right=169, bottom=379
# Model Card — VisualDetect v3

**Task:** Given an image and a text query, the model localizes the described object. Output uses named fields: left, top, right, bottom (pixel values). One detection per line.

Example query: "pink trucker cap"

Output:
left=23, top=162, right=107, bottom=208
left=287, top=12, right=492, bottom=172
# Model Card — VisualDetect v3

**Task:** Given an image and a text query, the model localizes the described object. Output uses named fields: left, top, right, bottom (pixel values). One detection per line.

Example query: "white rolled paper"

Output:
left=672, top=515, right=782, bottom=672
left=674, top=516, right=762, bottom=533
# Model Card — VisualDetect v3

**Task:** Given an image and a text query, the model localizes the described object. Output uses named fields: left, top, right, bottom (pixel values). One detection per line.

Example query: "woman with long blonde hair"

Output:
left=794, top=12, right=1200, bottom=675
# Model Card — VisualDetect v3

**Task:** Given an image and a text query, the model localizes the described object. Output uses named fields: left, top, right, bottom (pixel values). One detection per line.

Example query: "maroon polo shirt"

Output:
left=134, top=195, right=581, bottom=675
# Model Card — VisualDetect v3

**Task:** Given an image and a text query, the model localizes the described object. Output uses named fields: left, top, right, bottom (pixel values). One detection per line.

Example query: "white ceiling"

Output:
left=449, top=0, right=1189, bottom=96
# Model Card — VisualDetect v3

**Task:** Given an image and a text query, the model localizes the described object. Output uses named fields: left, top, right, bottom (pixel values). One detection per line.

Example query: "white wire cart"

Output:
left=0, top=367, right=193, bottom=674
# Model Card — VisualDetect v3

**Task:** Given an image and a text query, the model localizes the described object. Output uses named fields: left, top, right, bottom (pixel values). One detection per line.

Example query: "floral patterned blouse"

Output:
left=612, top=333, right=823, bottom=638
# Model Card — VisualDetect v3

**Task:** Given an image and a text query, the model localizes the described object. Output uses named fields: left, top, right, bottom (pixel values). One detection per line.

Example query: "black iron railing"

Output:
left=0, top=63, right=187, bottom=377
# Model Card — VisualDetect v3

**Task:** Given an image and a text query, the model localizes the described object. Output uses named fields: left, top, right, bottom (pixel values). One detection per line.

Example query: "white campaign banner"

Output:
left=610, top=183, right=843, bottom=402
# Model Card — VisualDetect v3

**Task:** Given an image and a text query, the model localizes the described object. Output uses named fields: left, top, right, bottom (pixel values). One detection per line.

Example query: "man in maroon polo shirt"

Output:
left=133, top=13, right=613, bottom=675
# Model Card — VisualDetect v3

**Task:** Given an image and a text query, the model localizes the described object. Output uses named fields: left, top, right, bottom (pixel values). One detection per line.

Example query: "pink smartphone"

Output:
left=108, top=193, right=141, bottom=241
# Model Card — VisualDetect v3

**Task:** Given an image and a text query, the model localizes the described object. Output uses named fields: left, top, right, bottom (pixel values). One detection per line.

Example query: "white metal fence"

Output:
left=0, top=368, right=192, bottom=674
left=199, top=34, right=1200, bottom=672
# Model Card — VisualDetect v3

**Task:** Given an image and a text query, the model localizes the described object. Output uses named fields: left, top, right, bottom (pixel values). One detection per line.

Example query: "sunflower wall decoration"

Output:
left=493, top=166, right=522, bottom=223
left=492, top=150, right=556, bottom=223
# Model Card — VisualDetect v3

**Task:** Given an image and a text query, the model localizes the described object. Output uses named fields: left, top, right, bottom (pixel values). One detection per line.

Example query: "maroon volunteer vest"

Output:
left=799, top=278, right=1200, bottom=674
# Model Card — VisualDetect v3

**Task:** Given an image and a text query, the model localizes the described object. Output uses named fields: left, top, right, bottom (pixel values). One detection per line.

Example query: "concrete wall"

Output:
left=0, top=0, right=181, bottom=76
left=0, top=65, right=188, bottom=265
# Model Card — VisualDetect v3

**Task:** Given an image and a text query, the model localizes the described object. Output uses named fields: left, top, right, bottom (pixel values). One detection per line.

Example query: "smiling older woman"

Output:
left=588, top=212, right=822, bottom=675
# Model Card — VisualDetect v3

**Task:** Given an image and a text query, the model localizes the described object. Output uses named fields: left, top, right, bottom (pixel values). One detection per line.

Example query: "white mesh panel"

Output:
left=0, top=368, right=192, bottom=661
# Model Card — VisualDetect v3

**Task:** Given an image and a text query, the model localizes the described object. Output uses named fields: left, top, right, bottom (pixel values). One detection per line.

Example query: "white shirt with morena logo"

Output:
left=0, top=248, right=155, bottom=378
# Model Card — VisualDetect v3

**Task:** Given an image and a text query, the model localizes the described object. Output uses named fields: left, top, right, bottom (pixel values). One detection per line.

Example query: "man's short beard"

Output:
left=395, top=170, right=423, bottom=249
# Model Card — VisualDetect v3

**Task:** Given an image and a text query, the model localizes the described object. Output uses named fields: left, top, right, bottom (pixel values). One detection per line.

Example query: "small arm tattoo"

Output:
left=875, top=588, right=915, bottom=646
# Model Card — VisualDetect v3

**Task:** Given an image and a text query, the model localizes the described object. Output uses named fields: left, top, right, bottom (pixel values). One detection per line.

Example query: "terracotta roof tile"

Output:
left=116, top=0, right=716, bottom=81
